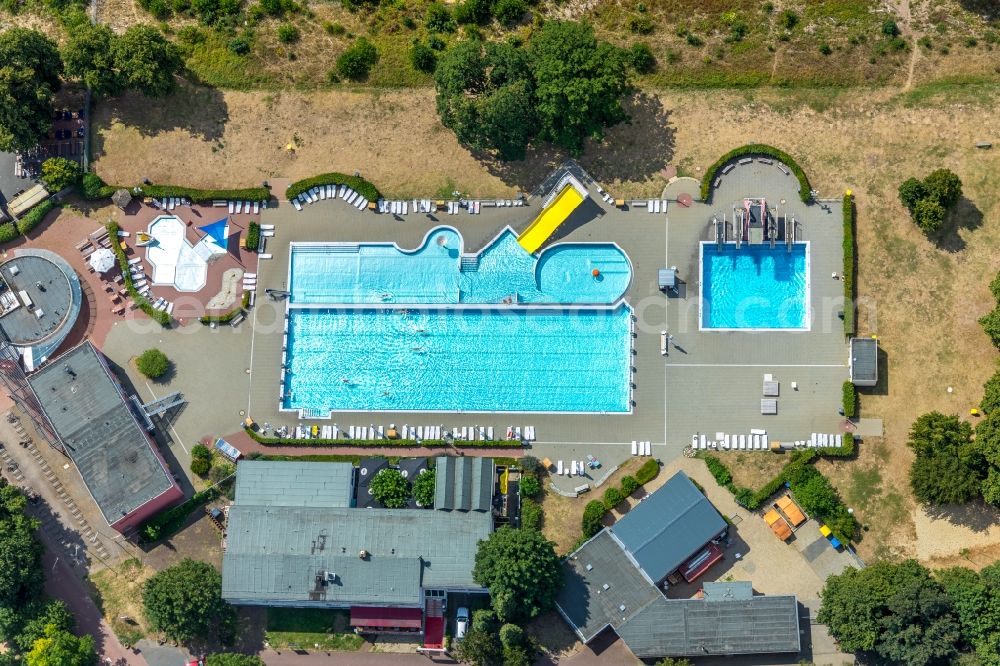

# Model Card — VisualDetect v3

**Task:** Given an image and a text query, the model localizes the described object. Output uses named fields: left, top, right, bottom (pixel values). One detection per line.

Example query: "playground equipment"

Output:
left=516, top=174, right=588, bottom=253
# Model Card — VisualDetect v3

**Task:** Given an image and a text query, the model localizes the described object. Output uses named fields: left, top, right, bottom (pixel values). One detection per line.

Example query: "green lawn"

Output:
left=265, top=608, right=364, bottom=651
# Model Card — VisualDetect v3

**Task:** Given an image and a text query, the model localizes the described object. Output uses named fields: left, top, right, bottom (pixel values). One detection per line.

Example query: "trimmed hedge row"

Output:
left=635, top=458, right=660, bottom=485
left=140, top=486, right=220, bottom=543
left=842, top=381, right=857, bottom=418
left=843, top=193, right=856, bottom=336
left=521, top=497, right=542, bottom=530
left=244, top=427, right=523, bottom=448
left=16, top=199, right=57, bottom=235
left=107, top=221, right=172, bottom=327
left=287, top=172, right=380, bottom=202
left=141, top=184, right=270, bottom=204
left=81, top=172, right=116, bottom=200
left=245, top=222, right=261, bottom=252
left=701, top=144, right=812, bottom=203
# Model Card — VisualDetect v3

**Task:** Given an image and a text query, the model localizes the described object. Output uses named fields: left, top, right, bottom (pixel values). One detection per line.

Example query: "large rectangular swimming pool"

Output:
left=282, top=307, right=632, bottom=413
left=700, top=243, right=809, bottom=330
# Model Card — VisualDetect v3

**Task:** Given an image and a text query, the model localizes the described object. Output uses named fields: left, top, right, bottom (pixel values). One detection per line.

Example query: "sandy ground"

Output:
left=91, top=82, right=1000, bottom=565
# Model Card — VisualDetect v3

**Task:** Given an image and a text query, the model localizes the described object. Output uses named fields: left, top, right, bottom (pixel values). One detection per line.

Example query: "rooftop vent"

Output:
left=585, top=563, right=593, bottom=571
left=619, top=604, right=626, bottom=612
left=359, top=549, right=369, bottom=560
left=360, top=468, right=367, bottom=476
left=602, top=583, right=610, bottom=591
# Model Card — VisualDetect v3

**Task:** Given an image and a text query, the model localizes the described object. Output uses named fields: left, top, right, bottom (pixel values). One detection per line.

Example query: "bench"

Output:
left=574, top=484, right=590, bottom=494
left=739, top=157, right=753, bottom=165
left=230, top=313, right=245, bottom=328
left=778, top=164, right=791, bottom=175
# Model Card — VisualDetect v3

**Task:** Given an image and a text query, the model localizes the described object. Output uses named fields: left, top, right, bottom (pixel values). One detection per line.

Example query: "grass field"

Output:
left=265, top=608, right=364, bottom=651
left=88, top=558, right=156, bottom=648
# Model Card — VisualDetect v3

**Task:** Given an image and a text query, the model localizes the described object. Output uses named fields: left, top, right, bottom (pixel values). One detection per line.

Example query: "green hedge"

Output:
left=246, top=222, right=260, bottom=251
left=842, top=381, right=857, bottom=418
left=107, top=221, right=172, bottom=327
left=140, top=486, right=220, bottom=543
left=635, top=458, right=660, bottom=485
left=141, top=184, right=270, bottom=204
left=520, top=497, right=542, bottom=530
left=842, top=193, right=856, bottom=336
left=80, top=172, right=116, bottom=200
left=0, top=223, right=17, bottom=244
left=287, top=172, right=380, bottom=202
left=701, top=144, right=812, bottom=203
left=582, top=500, right=605, bottom=538
left=243, top=427, right=521, bottom=448
left=16, top=199, right=57, bottom=235
left=704, top=455, right=733, bottom=486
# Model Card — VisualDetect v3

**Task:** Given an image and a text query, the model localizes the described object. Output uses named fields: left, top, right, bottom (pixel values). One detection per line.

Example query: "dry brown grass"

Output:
left=88, top=558, right=155, bottom=644
left=710, top=451, right=790, bottom=491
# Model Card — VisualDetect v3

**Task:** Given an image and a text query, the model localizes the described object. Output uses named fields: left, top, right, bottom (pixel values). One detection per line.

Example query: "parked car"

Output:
left=455, top=607, right=469, bottom=641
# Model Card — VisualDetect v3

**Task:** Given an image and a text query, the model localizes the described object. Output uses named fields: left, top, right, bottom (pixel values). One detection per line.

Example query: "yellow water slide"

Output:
left=517, top=180, right=586, bottom=253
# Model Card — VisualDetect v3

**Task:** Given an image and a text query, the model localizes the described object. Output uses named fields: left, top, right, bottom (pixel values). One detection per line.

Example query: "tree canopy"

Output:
left=137, top=348, right=170, bottom=379
left=898, top=169, right=963, bottom=235
left=369, top=468, right=411, bottom=508
left=25, top=625, right=97, bottom=666
left=434, top=20, right=630, bottom=160
left=142, top=558, right=229, bottom=643
left=0, top=484, right=44, bottom=611
left=472, top=526, right=562, bottom=622
left=412, top=469, right=435, bottom=507
left=818, top=560, right=960, bottom=665
left=40, top=157, right=81, bottom=193
left=61, top=24, right=122, bottom=97
left=907, top=412, right=983, bottom=505
left=0, top=29, right=62, bottom=153
left=113, top=26, right=184, bottom=97
left=205, top=654, right=266, bottom=666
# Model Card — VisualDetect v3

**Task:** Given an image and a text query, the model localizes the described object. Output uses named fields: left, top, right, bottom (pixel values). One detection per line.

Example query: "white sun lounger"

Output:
left=487, top=426, right=494, bottom=440
left=319, top=187, right=327, bottom=200
left=346, top=190, right=358, bottom=205
left=645, top=441, right=651, bottom=456
left=235, top=200, right=243, bottom=214
left=377, top=425, right=384, bottom=438
left=355, top=197, right=367, bottom=210
left=631, top=440, right=638, bottom=455
left=291, top=197, right=303, bottom=211
left=252, top=201, right=260, bottom=214
left=165, top=302, right=174, bottom=315
left=556, top=460, right=564, bottom=475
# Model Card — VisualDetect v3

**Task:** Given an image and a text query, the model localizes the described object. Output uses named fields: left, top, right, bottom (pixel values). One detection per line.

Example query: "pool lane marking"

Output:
left=143, top=380, right=188, bottom=455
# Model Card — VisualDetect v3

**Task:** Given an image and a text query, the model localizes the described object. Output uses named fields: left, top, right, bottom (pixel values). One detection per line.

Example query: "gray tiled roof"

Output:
left=435, top=456, right=493, bottom=511
left=26, top=341, right=174, bottom=524
left=222, top=504, right=491, bottom=606
left=555, top=530, right=661, bottom=642
left=610, top=471, right=727, bottom=581
left=851, top=337, right=878, bottom=383
left=615, top=594, right=801, bottom=658
left=235, top=460, right=354, bottom=508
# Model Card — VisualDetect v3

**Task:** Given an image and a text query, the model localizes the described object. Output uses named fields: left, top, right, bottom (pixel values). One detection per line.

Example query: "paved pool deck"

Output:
left=101, top=160, right=850, bottom=476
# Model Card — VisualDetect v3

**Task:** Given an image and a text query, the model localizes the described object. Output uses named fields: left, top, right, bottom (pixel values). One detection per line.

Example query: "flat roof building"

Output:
left=850, top=337, right=878, bottom=387
left=555, top=472, right=800, bottom=660
left=24, top=341, right=182, bottom=533
left=222, top=457, right=494, bottom=610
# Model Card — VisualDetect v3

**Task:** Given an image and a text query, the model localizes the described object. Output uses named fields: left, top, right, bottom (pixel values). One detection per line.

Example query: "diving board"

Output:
left=517, top=174, right=588, bottom=253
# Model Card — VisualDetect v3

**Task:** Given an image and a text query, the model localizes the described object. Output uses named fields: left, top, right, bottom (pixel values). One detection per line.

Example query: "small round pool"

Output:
left=535, top=244, right=631, bottom=304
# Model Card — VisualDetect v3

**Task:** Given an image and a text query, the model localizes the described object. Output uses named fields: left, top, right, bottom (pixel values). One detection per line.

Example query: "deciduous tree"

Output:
left=61, top=24, right=122, bottom=97
left=40, top=157, right=81, bottom=192
left=113, top=26, right=183, bottom=97
left=907, top=412, right=983, bottom=505
left=0, top=29, right=62, bottom=152
left=472, top=527, right=562, bottom=622
left=142, top=559, right=229, bottom=643
left=412, top=469, right=435, bottom=507
left=25, top=625, right=97, bottom=666
left=369, top=468, right=411, bottom=508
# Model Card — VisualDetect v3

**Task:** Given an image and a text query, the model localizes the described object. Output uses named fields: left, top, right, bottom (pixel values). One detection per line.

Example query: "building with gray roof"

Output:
left=235, top=460, right=354, bottom=508
left=435, top=456, right=493, bottom=512
left=0, top=250, right=82, bottom=370
left=610, top=470, right=727, bottom=583
left=850, top=337, right=878, bottom=387
left=556, top=472, right=800, bottom=660
left=222, top=457, right=494, bottom=610
left=24, top=341, right=182, bottom=533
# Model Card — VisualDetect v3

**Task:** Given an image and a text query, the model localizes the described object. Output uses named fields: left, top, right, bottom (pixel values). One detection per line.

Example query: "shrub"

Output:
left=412, top=468, right=435, bottom=507
left=0, top=224, right=17, bottom=244
left=635, top=458, right=660, bottom=485
left=519, top=456, right=540, bottom=474
left=685, top=32, right=703, bottom=46
left=842, top=381, right=857, bottom=418
left=191, top=443, right=212, bottom=462
left=286, top=172, right=380, bottom=202
left=602, top=486, right=624, bottom=510
left=453, top=0, right=490, bottom=25
left=819, top=43, right=832, bottom=55
left=913, top=197, right=945, bottom=233
left=620, top=475, right=638, bottom=496
left=140, top=487, right=220, bottom=542
left=245, top=222, right=260, bottom=251
left=734, top=486, right=755, bottom=507
left=40, top=157, right=81, bottom=192
left=520, top=497, right=542, bottom=530
left=323, top=21, right=346, bottom=35
left=843, top=192, right=856, bottom=335
left=581, top=500, right=605, bottom=538
left=882, top=19, right=899, bottom=37
left=81, top=172, right=116, bottom=200
left=425, top=2, right=455, bottom=32
left=277, top=23, right=299, bottom=43
left=229, top=35, right=251, bottom=54
left=493, top=0, right=526, bottom=25
left=704, top=455, right=733, bottom=486
left=701, top=144, right=811, bottom=203
left=137, top=348, right=170, bottom=379
left=336, top=38, right=378, bottom=79
left=409, top=41, right=437, bottom=72
left=190, top=457, right=211, bottom=476
left=499, top=623, right=525, bottom=650
left=626, top=14, right=653, bottom=34
left=15, top=199, right=57, bottom=236
left=981, top=308, right=1000, bottom=348
left=628, top=42, right=656, bottom=73
left=780, top=9, right=798, bottom=29
left=519, top=474, right=540, bottom=499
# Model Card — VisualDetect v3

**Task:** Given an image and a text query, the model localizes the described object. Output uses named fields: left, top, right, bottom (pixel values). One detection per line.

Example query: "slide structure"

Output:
left=517, top=174, right=589, bottom=253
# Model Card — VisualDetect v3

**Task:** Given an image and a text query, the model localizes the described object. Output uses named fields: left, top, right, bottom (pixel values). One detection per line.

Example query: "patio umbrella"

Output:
left=89, top=247, right=116, bottom=273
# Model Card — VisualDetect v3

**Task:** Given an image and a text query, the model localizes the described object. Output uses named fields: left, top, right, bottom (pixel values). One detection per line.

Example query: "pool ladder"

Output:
left=459, top=255, right=480, bottom=272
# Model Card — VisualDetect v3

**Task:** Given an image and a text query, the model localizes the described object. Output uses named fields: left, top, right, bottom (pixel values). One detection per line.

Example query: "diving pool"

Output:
left=281, top=227, right=634, bottom=413
left=700, top=243, right=810, bottom=330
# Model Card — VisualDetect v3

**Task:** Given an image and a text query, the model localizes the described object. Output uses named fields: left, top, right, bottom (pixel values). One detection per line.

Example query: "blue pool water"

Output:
left=283, top=307, right=632, bottom=412
left=289, top=228, right=631, bottom=305
left=701, top=243, right=809, bottom=329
